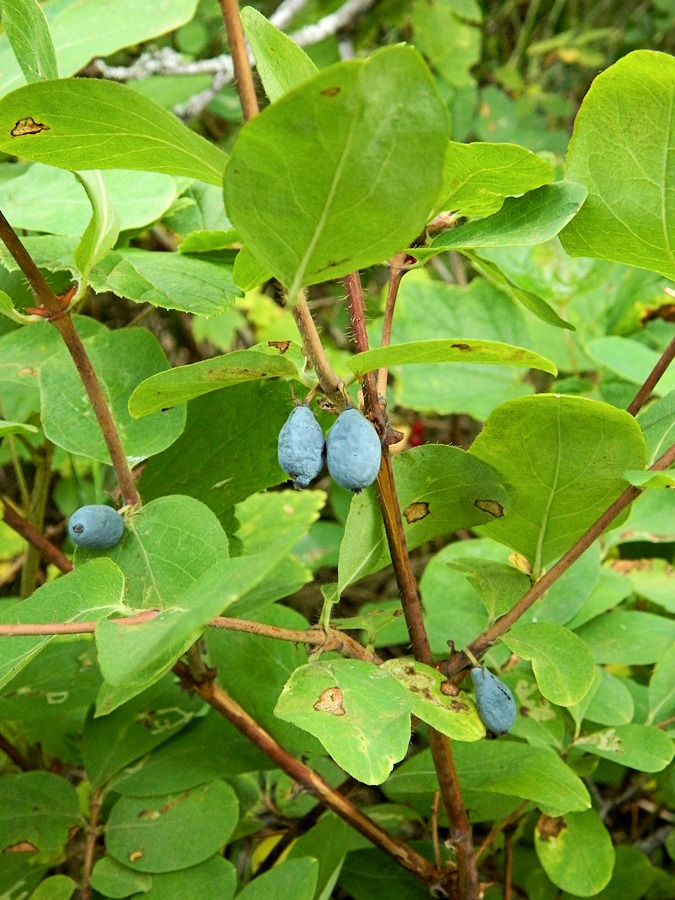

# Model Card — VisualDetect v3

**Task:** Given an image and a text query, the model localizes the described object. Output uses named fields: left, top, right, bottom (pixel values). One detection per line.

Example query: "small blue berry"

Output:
left=326, top=408, right=381, bottom=493
left=471, top=667, right=517, bottom=734
left=277, top=405, right=326, bottom=489
left=68, top=505, right=125, bottom=549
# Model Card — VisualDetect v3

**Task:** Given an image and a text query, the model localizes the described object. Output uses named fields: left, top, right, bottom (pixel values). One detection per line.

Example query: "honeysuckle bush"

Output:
left=0, top=1, right=673, bottom=899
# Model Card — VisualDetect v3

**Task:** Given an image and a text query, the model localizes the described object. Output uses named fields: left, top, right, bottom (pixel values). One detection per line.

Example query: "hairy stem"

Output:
left=0, top=211, right=140, bottom=507
left=344, top=269, right=479, bottom=900
left=217, top=0, right=259, bottom=120
left=293, top=292, right=344, bottom=403
left=173, top=662, right=442, bottom=888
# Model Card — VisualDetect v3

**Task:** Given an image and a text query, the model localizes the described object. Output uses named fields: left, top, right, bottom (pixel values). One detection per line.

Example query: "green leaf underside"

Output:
left=501, top=623, right=595, bottom=707
left=428, top=181, right=587, bottom=253
left=0, top=559, right=124, bottom=691
left=129, top=343, right=306, bottom=417
left=274, top=659, right=412, bottom=785
left=535, top=809, right=615, bottom=896
left=386, top=743, right=590, bottom=814
left=338, top=444, right=508, bottom=590
left=224, top=44, right=449, bottom=294
left=1, top=0, right=59, bottom=84
left=347, top=338, right=557, bottom=377
left=0, top=77, right=227, bottom=184
left=560, top=50, right=675, bottom=279
left=469, top=394, right=647, bottom=570
left=438, top=141, right=555, bottom=217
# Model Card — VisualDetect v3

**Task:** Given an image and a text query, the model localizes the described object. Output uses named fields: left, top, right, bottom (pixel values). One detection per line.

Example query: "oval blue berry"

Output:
left=471, top=667, right=516, bottom=734
left=277, top=405, right=326, bottom=489
left=326, top=408, right=381, bottom=493
left=68, top=504, right=125, bottom=550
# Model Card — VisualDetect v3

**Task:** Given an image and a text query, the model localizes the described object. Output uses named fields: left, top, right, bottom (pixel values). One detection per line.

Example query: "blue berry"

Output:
left=68, top=505, right=125, bottom=549
left=277, top=405, right=326, bottom=489
left=326, top=408, right=381, bottom=493
left=471, top=667, right=517, bottom=734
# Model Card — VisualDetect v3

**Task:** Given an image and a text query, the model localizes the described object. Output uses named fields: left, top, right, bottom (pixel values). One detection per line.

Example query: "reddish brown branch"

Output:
left=174, top=662, right=441, bottom=887
left=218, top=0, right=259, bottom=122
left=626, top=334, right=675, bottom=416
left=2, top=497, right=72, bottom=574
left=0, top=733, right=32, bottom=770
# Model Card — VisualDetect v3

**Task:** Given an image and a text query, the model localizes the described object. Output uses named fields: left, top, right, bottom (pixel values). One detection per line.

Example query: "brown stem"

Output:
left=626, top=334, right=675, bottom=416
left=293, top=292, right=343, bottom=404
left=344, top=270, right=479, bottom=900
left=20, top=441, right=55, bottom=598
left=80, top=787, right=103, bottom=900
left=218, top=0, right=259, bottom=121
left=0, top=732, right=31, bottom=770
left=0, top=212, right=140, bottom=508
left=376, top=253, right=408, bottom=399
left=2, top=496, right=72, bottom=575
left=173, top=662, right=442, bottom=888
left=442, top=439, right=675, bottom=678
left=474, top=800, right=530, bottom=862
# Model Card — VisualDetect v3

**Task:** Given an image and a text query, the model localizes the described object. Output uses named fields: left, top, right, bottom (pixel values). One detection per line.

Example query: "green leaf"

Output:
left=82, top=676, right=204, bottom=789
left=40, top=327, right=186, bottom=464
left=30, top=875, right=77, bottom=900
left=648, top=643, right=675, bottom=725
left=638, top=390, right=675, bottom=465
left=469, top=395, right=647, bottom=570
left=89, top=247, right=241, bottom=316
left=235, top=858, right=319, bottom=900
left=347, top=338, right=557, bottom=377
left=574, top=724, right=674, bottom=772
left=624, top=558, right=675, bottom=614
left=560, top=50, right=675, bottom=279
left=568, top=668, right=635, bottom=732
left=412, top=0, right=481, bottom=89
left=130, top=857, right=237, bottom=900
left=381, top=658, right=485, bottom=741
left=501, top=623, right=595, bottom=707
left=0, top=771, right=80, bottom=854
left=0, top=0, right=199, bottom=96
left=535, top=809, right=615, bottom=896
left=73, top=170, right=121, bottom=291
left=75, top=495, right=229, bottom=609
left=447, top=558, right=531, bottom=624
left=0, top=418, right=38, bottom=436
left=129, top=343, right=307, bottom=417
left=575, top=610, right=675, bottom=665
left=274, top=659, right=412, bottom=785
left=0, top=164, right=177, bottom=236
left=0, top=559, right=124, bottom=691
left=1, top=0, right=59, bottom=83
left=338, top=444, right=508, bottom=590
left=386, top=743, right=590, bottom=814
left=91, top=857, right=152, bottom=899
left=429, top=182, right=587, bottom=253
left=95, top=552, right=281, bottom=713
left=587, top=337, right=675, bottom=396
left=241, top=6, right=318, bottom=103
left=105, top=781, right=238, bottom=873
left=0, top=78, right=227, bottom=184
left=438, top=141, right=555, bottom=216
left=224, top=45, right=449, bottom=295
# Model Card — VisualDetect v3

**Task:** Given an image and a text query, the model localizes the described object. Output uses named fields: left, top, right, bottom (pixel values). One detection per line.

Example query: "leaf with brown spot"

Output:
left=313, top=686, right=345, bottom=716
left=11, top=117, right=49, bottom=136
left=268, top=340, right=290, bottom=353
left=537, top=814, right=566, bottom=841
left=474, top=499, right=504, bottom=518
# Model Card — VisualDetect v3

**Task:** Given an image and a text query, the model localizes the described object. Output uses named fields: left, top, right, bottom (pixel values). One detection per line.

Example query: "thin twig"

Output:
left=80, top=787, right=103, bottom=900
left=626, top=334, right=675, bottom=416
left=0, top=212, right=140, bottom=507
left=474, top=800, right=530, bottom=862
left=2, top=496, right=73, bottom=575
left=441, top=439, right=675, bottom=678
left=293, top=293, right=343, bottom=404
left=0, top=733, right=32, bottom=770
left=376, top=253, right=408, bottom=399
left=173, top=662, right=442, bottom=888
left=19, top=441, right=55, bottom=598
left=218, top=0, right=259, bottom=121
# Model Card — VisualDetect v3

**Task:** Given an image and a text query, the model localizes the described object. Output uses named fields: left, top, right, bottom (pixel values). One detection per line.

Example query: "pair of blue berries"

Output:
left=68, top=504, right=125, bottom=550
left=278, top=405, right=381, bottom=493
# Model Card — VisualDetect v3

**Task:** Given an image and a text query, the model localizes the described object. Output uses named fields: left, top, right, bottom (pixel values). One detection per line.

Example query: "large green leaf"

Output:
left=574, top=724, right=674, bottom=772
left=347, top=338, right=557, bottom=377
left=224, top=45, right=449, bottom=295
left=575, top=610, right=675, bottom=665
left=75, top=495, right=230, bottom=609
left=73, top=170, right=120, bottom=292
left=501, top=623, right=595, bottom=707
left=105, top=781, right=238, bottom=873
left=428, top=182, right=587, bottom=254
left=0, top=0, right=199, bottom=96
left=0, top=78, right=227, bottom=184
left=437, top=140, right=554, bottom=216
left=241, top=6, right=318, bottom=103
left=39, top=327, right=186, bottom=464
left=235, top=858, right=319, bottom=900
left=338, top=444, right=508, bottom=590
left=385, top=743, right=590, bottom=814
left=587, top=337, right=675, bottom=397
left=129, top=343, right=307, bottom=417
left=128, top=858, right=237, bottom=900
left=535, top=809, right=615, bottom=896
left=1, top=0, right=59, bottom=83
left=0, top=772, right=80, bottom=854
left=0, top=559, right=124, bottom=691
left=274, top=659, right=412, bottom=785
left=560, top=50, right=675, bottom=279
left=469, top=395, right=647, bottom=571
